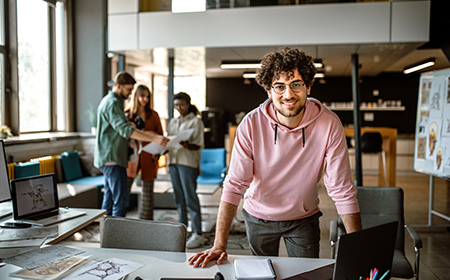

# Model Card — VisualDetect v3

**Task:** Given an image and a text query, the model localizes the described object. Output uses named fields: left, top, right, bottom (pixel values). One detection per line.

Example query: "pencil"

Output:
left=378, top=269, right=390, bottom=280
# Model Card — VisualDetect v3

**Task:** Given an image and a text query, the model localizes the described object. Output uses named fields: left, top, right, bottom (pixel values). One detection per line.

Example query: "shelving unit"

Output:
left=327, top=106, right=405, bottom=111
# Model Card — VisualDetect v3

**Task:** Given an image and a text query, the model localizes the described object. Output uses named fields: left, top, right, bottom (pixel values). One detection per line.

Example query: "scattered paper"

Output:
left=3, top=245, right=85, bottom=269
left=0, top=225, right=58, bottom=241
left=63, top=257, right=143, bottom=280
left=9, top=256, right=88, bottom=280
left=142, top=129, right=194, bottom=155
left=0, top=238, right=46, bottom=248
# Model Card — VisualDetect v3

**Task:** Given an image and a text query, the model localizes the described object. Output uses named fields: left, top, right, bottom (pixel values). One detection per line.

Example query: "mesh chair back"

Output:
left=361, top=132, right=383, bottom=153
left=101, top=217, right=187, bottom=252
left=356, top=186, right=405, bottom=252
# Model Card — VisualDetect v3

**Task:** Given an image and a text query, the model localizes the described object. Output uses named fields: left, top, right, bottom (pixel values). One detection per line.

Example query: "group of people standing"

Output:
left=94, top=72, right=205, bottom=248
left=94, top=46, right=362, bottom=258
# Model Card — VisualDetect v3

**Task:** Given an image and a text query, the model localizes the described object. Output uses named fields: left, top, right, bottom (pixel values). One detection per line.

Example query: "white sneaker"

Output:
left=186, top=233, right=205, bottom=249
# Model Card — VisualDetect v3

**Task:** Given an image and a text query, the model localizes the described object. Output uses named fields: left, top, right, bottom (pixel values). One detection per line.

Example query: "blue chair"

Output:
left=14, top=161, right=40, bottom=179
left=197, top=148, right=228, bottom=185
left=60, top=150, right=104, bottom=207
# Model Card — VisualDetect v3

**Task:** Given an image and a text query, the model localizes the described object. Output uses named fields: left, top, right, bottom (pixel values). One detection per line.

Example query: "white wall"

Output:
left=108, top=1, right=430, bottom=51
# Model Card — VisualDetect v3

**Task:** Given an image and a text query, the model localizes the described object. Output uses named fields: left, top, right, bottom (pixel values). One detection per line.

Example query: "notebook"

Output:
left=234, top=258, right=276, bottom=280
left=282, top=221, right=398, bottom=280
left=9, top=173, right=86, bottom=226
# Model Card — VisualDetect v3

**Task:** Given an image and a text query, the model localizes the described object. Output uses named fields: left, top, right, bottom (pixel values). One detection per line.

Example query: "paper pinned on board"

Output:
left=142, top=128, right=194, bottom=155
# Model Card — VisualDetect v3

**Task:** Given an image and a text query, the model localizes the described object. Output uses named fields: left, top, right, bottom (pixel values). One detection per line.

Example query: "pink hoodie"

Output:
left=221, top=97, right=359, bottom=221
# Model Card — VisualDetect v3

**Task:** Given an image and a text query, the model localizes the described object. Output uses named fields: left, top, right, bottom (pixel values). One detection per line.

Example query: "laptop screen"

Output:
left=0, top=140, right=11, bottom=203
left=10, top=173, right=59, bottom=220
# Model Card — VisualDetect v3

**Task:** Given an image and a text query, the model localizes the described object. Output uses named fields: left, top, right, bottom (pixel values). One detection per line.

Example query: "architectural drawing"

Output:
left=78, top=260, right=126, bottom=280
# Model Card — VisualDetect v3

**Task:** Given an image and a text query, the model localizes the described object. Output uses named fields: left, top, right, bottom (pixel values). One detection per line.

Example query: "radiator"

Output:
left=7, top=163, right=15, bottom=180
left=30, top=155, right=55, bottom=175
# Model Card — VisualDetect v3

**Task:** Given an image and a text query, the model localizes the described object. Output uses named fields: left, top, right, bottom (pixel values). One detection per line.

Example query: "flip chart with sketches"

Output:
left=3, top=245, right=85, bottom=269
left=414, top=67, right=450, bottom=178
left=142, top=129, right=194, bottom=155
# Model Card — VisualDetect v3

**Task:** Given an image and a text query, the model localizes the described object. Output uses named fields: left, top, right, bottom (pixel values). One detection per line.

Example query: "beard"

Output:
left=274, top=98, right=305, bottom=118
left=119, top=88, right=130, bottom=100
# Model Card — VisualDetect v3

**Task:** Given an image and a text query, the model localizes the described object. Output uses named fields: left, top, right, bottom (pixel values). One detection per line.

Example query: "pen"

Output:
left=372, top=270, right=379, bottom=280
left=378, top=269, right=390, bottom=280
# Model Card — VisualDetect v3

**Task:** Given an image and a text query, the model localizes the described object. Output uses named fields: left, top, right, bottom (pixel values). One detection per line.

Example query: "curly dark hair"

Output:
left=255, top=47, right=317, bottom=91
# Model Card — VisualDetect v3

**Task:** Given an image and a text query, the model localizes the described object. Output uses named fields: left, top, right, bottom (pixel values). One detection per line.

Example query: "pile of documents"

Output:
left=3, top=245, right=143, bottom=280
left=0, top=225, right=59, bottom=259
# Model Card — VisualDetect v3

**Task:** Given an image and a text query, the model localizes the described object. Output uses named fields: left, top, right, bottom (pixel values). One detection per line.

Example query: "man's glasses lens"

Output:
left=272, top=82, right=304, bottom=94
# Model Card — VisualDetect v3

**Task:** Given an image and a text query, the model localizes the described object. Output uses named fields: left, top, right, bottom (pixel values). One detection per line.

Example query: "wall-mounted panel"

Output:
left=108, top=0, right=138, bottom=14
left=134, top=2, right=391, bottom=51
left=108, top=14, right=138, bottom=50
left=391, top=1, right=430, bottom=43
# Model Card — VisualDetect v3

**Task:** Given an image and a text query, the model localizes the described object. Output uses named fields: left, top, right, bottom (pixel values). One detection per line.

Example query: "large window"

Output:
left=14, top=0, right=66, bottom=133
left=0, top=0, right=5, bottom=126
left=17, top=0, right=50, bottom=132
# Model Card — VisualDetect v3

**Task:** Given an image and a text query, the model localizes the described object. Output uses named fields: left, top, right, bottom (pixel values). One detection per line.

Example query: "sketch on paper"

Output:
left=446, top=76, right=450, bottom=104
left=3, top=245, right=85, bottom=269
left=417, top=137, right=426, bottom=159
left=0, top=225, right=58, bottom=241
left=64, top=258, right=143, bottom=280
left=20, top=183, right=49, bottom=210
left=429, top=122, right=438, bottom=156
left=435, top=146, right=444, bottom=172
left=421, top=80, right=431, bottom=104
left=10, top=256, right=87, bottom=280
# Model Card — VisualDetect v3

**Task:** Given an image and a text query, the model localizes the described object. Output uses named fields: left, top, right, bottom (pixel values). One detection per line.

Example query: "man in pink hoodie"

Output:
left=189, top=47, right=362, bottom=268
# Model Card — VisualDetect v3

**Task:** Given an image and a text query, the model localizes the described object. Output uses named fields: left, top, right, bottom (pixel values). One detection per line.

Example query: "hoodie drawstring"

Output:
left=273, top=125, right=305, bottom=147
left=302, top=127, right=305, bottom=147
left=274, top=124, right=278, bottom=145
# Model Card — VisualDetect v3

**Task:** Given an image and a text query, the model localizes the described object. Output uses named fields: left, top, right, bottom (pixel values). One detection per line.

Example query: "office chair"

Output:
left=101, top=216, right=187, bottom=252
left=329, top=186, right=422, bottom=280
left=361, top=132, right=387, bottom=187
left=197, top=148, right=228, bottom=185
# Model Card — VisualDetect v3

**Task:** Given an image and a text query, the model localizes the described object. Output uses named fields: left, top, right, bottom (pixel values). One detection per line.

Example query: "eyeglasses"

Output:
left=271, top=81, right=305, bottom=95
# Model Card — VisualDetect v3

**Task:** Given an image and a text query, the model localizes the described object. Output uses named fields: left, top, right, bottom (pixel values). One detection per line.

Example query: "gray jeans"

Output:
left=242, top=209, right=322, bottom=258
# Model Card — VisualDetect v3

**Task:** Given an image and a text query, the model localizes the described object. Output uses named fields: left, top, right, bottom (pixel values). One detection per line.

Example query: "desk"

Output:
left=0, top=247, right=335, bottom=279
left=344, top=127, right=397, bottom=187
left=0, top=208, right=106, bottom=258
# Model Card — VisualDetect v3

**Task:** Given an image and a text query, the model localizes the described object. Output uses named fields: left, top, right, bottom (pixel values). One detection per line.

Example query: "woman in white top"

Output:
left=167, top=92, right=205, bottom=249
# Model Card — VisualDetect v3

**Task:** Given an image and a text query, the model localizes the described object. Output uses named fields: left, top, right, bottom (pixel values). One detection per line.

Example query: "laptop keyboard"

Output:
left=29, top=210, right=59, bottom=221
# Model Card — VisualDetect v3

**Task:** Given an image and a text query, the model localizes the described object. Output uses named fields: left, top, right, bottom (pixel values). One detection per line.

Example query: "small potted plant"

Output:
left=86, top=105, right=97, bottom=135
left=0, top=125, right=13, bottom=139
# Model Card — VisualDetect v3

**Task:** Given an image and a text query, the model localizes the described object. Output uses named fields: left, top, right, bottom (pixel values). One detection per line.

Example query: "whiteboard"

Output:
left=414, top=67, right=450, bottom=179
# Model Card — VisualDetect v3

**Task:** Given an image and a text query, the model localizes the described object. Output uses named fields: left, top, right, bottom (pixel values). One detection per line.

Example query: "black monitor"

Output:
left=0, top=140, right=11, bottom=202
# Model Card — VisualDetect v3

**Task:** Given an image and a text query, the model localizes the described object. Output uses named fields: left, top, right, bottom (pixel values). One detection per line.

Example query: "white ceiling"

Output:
left=124, top=43, right=450, bottom=79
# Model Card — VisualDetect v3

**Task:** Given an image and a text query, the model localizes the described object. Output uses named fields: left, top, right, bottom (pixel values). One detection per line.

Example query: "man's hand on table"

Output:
left=188, top=246, right=228, bottom=268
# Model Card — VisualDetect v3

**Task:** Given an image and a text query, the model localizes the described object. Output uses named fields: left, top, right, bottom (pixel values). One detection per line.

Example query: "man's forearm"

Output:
left=340, top=212, right=362, bottom=234
left=214, top=201, right=238, bottom=249
left=130, top=129, right=158, bottom=142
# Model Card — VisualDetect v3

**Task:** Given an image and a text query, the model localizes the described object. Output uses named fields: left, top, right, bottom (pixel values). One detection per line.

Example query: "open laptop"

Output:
left=282, top=221, right=398, bottom=280
left=9, top=173, right=86, bottom=226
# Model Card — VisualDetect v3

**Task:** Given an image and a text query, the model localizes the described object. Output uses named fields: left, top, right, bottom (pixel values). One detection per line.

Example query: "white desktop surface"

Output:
left=0, top=247, right=335, bottom=279
left=0, top=208, right=106, bottom=258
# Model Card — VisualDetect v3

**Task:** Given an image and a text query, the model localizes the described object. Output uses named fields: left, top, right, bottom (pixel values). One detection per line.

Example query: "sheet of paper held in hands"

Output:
left=234, top=258, right=276, bottom=280
left=142, top=128, right=194, bottom=155
left=3, top=245, right=85, bottom=269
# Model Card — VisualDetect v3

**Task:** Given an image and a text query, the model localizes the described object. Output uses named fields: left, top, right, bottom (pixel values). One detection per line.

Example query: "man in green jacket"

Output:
left=94, top=71, right=169, bottom=217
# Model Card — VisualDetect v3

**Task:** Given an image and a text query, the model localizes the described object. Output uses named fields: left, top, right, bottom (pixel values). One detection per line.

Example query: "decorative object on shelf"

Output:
left=0, top=125, right=13, bottom=139
left=86, top=104, right=97, bottom=135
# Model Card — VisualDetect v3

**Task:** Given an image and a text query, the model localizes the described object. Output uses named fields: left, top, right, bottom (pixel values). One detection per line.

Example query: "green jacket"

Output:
left=94, top=91, right=135, bottom=168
